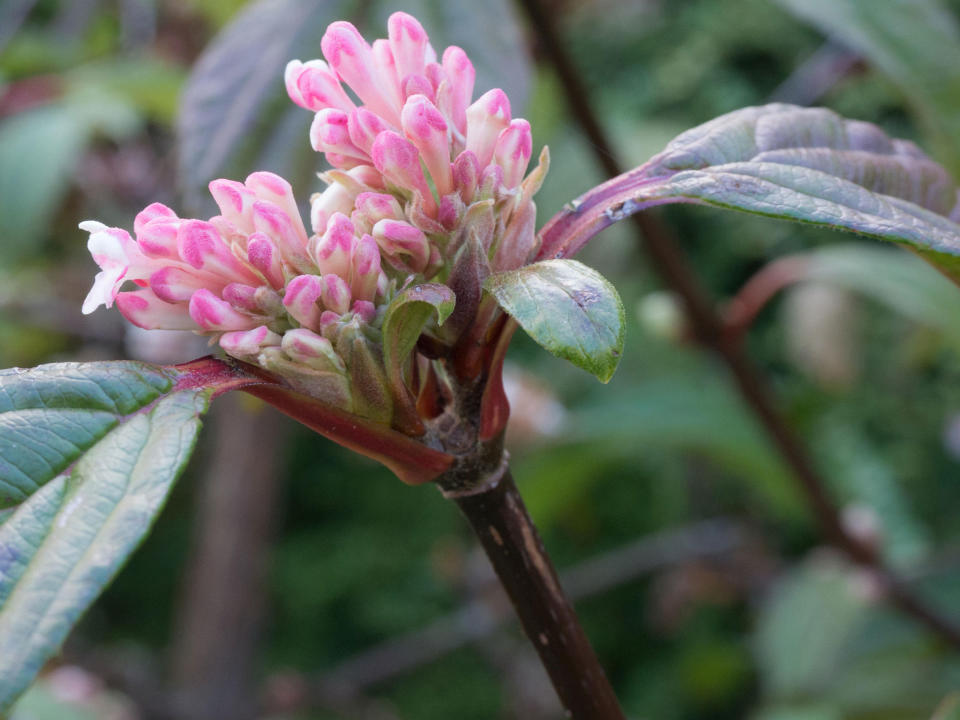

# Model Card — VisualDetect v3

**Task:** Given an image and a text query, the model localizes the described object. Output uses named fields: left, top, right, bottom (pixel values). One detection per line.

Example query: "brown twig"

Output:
left=515, top=0, right=960, bottom=649
left=449, top=468, right=626, bottom=720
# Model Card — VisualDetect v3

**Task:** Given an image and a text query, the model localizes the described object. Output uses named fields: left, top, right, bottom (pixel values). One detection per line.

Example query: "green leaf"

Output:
left=541, top=104, right=960, bottom=283
left=485, top=259, right=625, bottom=383
left=177, top=0, right=530, bottom=216
left=380, top=283, right=454, bottom=432
left=0, top=360, right=240, bottom=711
left=382, top=283, right=455, bottom=372
left=777, top=0, right=960, bottom=175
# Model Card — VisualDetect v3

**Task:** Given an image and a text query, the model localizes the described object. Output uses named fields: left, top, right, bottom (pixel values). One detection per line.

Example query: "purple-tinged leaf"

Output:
left=539, top=104, right=960, bottom=284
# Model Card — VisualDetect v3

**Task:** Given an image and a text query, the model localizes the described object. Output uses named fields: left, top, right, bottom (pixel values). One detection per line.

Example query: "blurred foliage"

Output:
left=4, top=0, right=960, bottom=718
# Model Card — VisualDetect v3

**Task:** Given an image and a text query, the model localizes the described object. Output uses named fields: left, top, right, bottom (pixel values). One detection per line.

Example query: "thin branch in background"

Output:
left=514, top=0, right=960, bottom=650
left=272, top=519, right=746, bottom=713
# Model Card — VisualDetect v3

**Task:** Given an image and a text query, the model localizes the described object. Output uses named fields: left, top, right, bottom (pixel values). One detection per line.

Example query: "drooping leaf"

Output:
left=538, top=104, right=960, bottom=283
left=778, top=0, right=960, bottom=175
left=0, top=359, right=258, bottom=711
left=484, top=259, right=625, bottom=383
left=176, top=0, right=530, bottom=215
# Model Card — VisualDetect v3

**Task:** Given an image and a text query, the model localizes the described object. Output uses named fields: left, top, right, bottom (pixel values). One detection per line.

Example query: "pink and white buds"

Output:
left=285, top=59, right=356, bottom=113
left=371, top=131, right=437, bottom=215
left=402, top=94, right=453, bottom=196
left=388, top=12, right=429, bottom=81
left=313, top=212, right=355, bottom=277
left=372, top=219, right=430, bottom=273
left=439, top=46, right=475, bottom=137
left=281, top=328, right=346, bottom=372
left=283, top=274, right=325, bottom=329
left=322, top=21, right=400, bottom=125
left=466, top=89, right=511, bottom=169
left=494, top=119, right=533, bottom=189
left=220, top=325, right=282, bottom=359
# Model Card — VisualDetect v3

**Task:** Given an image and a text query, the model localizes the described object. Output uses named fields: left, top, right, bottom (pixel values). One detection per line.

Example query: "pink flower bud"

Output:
left=222, top=283, right=261, bottom=312
left=370, top=130, right=436, bottom=215
left=371, top=39, right=401, bottom=105
left=252, top=201, right=313, bottom=274
left=246, top=172, right=307, bottom=238
left=209, top=179, right=256, bottom=234
left=285, top=59, right=356, bottom=113
left=220, top=325, right=282, bottom=359
left=347, top=108, right=390, bottom=156
left=321, top=274, right=352, bottom=315
left=311, top=109, right=369, bottom=163
left=311, top=181, right=359, bottom=234
left=189, top=288, right=261, bottom=331
left=177, top=220, right=260, bottom=284
left=313, top=211, right=355, bottom=277
left=466, top=89, right=511, bottom=168
left=136, top=218, right=181, bottom=260
left=352, top=299, right=376, bottom=323
left=372, top=219, right=430, bottom=273
left=116, top=288, right=196, bottom=330
left=282, top=328, right=346, bottom=372
left=322, top=21, right=401, bottom=126
left=350, top=232, right=381, bottom=302
left=401, top=94, right=453, bottom=196
left=354, top=192, right=404, bottom=226
left=246, top=232, right=286, bottom=289
left=439, top=46, right=475, bottom=137
left=283, top=274, right=324, bottom=329
left=134, top=202, right=177, bottom=236
left=452, top=150, right=480, bottom=204
left=494, top=119, right=532, bottom=188
left=388, top=12, right=428, bottom=81
left=150, top=266, right=222, bottom=303
left=401, top=74, right=434, bottom=102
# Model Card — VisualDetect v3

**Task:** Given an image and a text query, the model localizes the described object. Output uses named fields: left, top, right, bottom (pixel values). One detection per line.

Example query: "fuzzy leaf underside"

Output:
left=0, top=362, right=215, bottom=711
left=484, top=259, right=625, bottom=383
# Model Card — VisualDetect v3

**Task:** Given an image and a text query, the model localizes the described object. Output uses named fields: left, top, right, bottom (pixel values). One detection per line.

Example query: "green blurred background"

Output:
left=5, top=0, right=960, bottom=718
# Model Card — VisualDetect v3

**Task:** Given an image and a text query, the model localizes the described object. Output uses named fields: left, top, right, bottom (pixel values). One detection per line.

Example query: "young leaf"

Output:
left=484, top=259, right=625, bottom=383
left=381, top=283, right=455, bottom=433
left=0, top=359, right=257, bottom=711
left=538, top=104, right=960, bottom=283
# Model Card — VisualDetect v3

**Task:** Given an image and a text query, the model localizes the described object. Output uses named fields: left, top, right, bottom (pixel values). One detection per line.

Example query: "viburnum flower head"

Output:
left=81, top=12, right=547, bottom=429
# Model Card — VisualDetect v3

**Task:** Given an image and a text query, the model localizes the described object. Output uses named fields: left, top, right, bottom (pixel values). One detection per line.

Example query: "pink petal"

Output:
left=370, top=130, right=437, bottom=216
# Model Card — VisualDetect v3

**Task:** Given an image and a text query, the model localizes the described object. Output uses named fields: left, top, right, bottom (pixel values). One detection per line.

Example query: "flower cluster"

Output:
left=82, top=12, right=546, bottom=429
left=286, top=11, right=547, bottom=274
